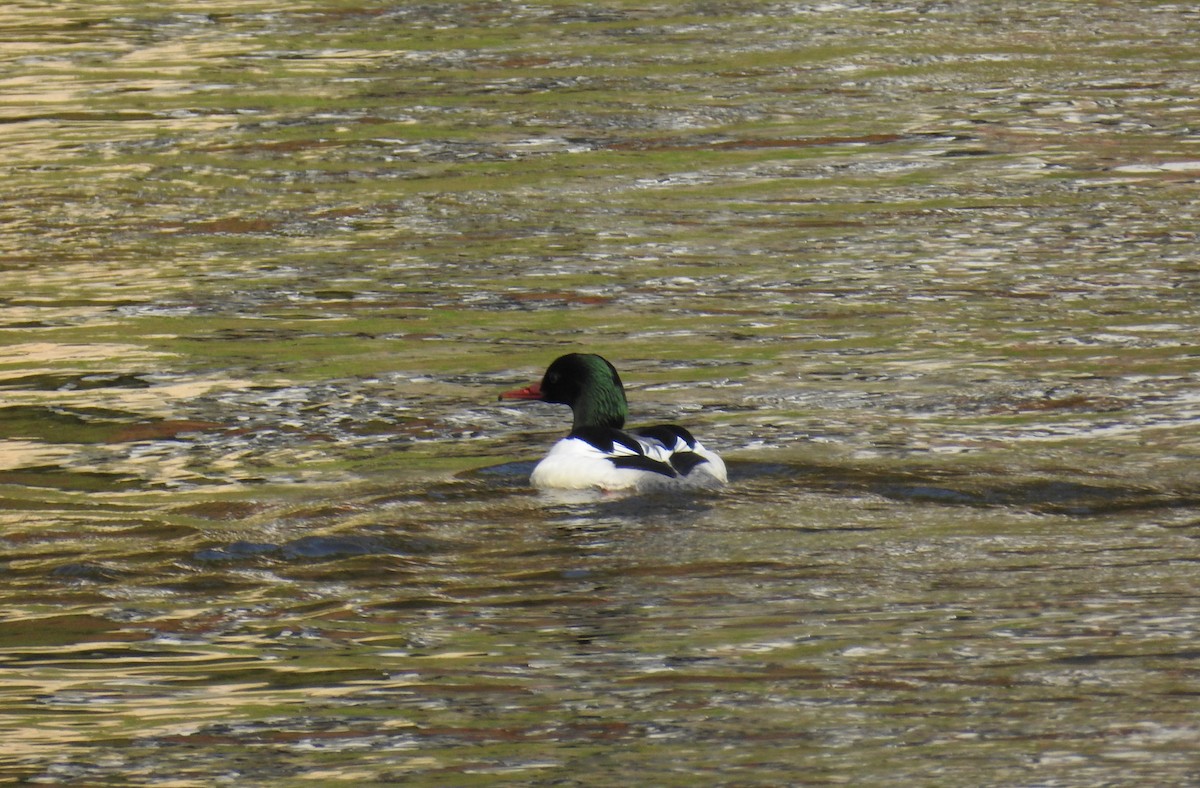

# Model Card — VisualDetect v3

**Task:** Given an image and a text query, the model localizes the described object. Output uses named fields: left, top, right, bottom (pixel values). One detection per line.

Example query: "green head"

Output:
left=527, top=353, right=629, bottom=430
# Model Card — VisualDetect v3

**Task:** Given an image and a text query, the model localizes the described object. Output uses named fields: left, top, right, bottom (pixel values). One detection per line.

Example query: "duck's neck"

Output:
left=571, top=383, right=627, bottom=431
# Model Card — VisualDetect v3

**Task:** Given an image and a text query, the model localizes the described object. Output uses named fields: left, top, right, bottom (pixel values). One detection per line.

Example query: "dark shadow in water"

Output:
left=466, top=460, right=538, bottom=482
left=0, top=464, right=142, bottom=492
left=728, top=460, right=1200, bottom=516
left=191, top=533, right=451, bottom=564
left=0, top=372, right=153, bottom=391
left=466, top=459, right=1199, bottom=517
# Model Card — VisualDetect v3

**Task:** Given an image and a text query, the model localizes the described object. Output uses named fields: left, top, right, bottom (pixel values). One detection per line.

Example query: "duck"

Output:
left=499, top=353, right=727, bottom=492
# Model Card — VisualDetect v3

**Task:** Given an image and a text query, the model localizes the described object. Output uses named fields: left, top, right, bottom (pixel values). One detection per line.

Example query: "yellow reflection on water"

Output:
left=0, top=342, right=163, bottom=367
left=0, top=440, right=76, bottom=470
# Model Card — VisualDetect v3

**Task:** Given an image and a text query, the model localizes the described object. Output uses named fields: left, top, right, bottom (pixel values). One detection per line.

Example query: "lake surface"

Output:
left=2, top=1, right=1198, bottom=784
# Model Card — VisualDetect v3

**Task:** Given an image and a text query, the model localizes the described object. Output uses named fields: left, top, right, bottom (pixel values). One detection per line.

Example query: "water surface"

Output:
left=1, top=2, right=1198, bottom=784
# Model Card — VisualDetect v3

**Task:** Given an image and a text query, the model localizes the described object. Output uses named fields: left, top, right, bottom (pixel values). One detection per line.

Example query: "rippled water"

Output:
left=2, top=2, right=1199, bottom=784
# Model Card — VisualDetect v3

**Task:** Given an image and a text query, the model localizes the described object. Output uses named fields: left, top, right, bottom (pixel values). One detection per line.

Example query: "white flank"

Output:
left=530, top=434, right=726, bottom=492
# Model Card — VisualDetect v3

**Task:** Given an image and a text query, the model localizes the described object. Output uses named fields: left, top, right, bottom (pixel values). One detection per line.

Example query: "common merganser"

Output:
left=499, top=353, right=727, bottom=492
